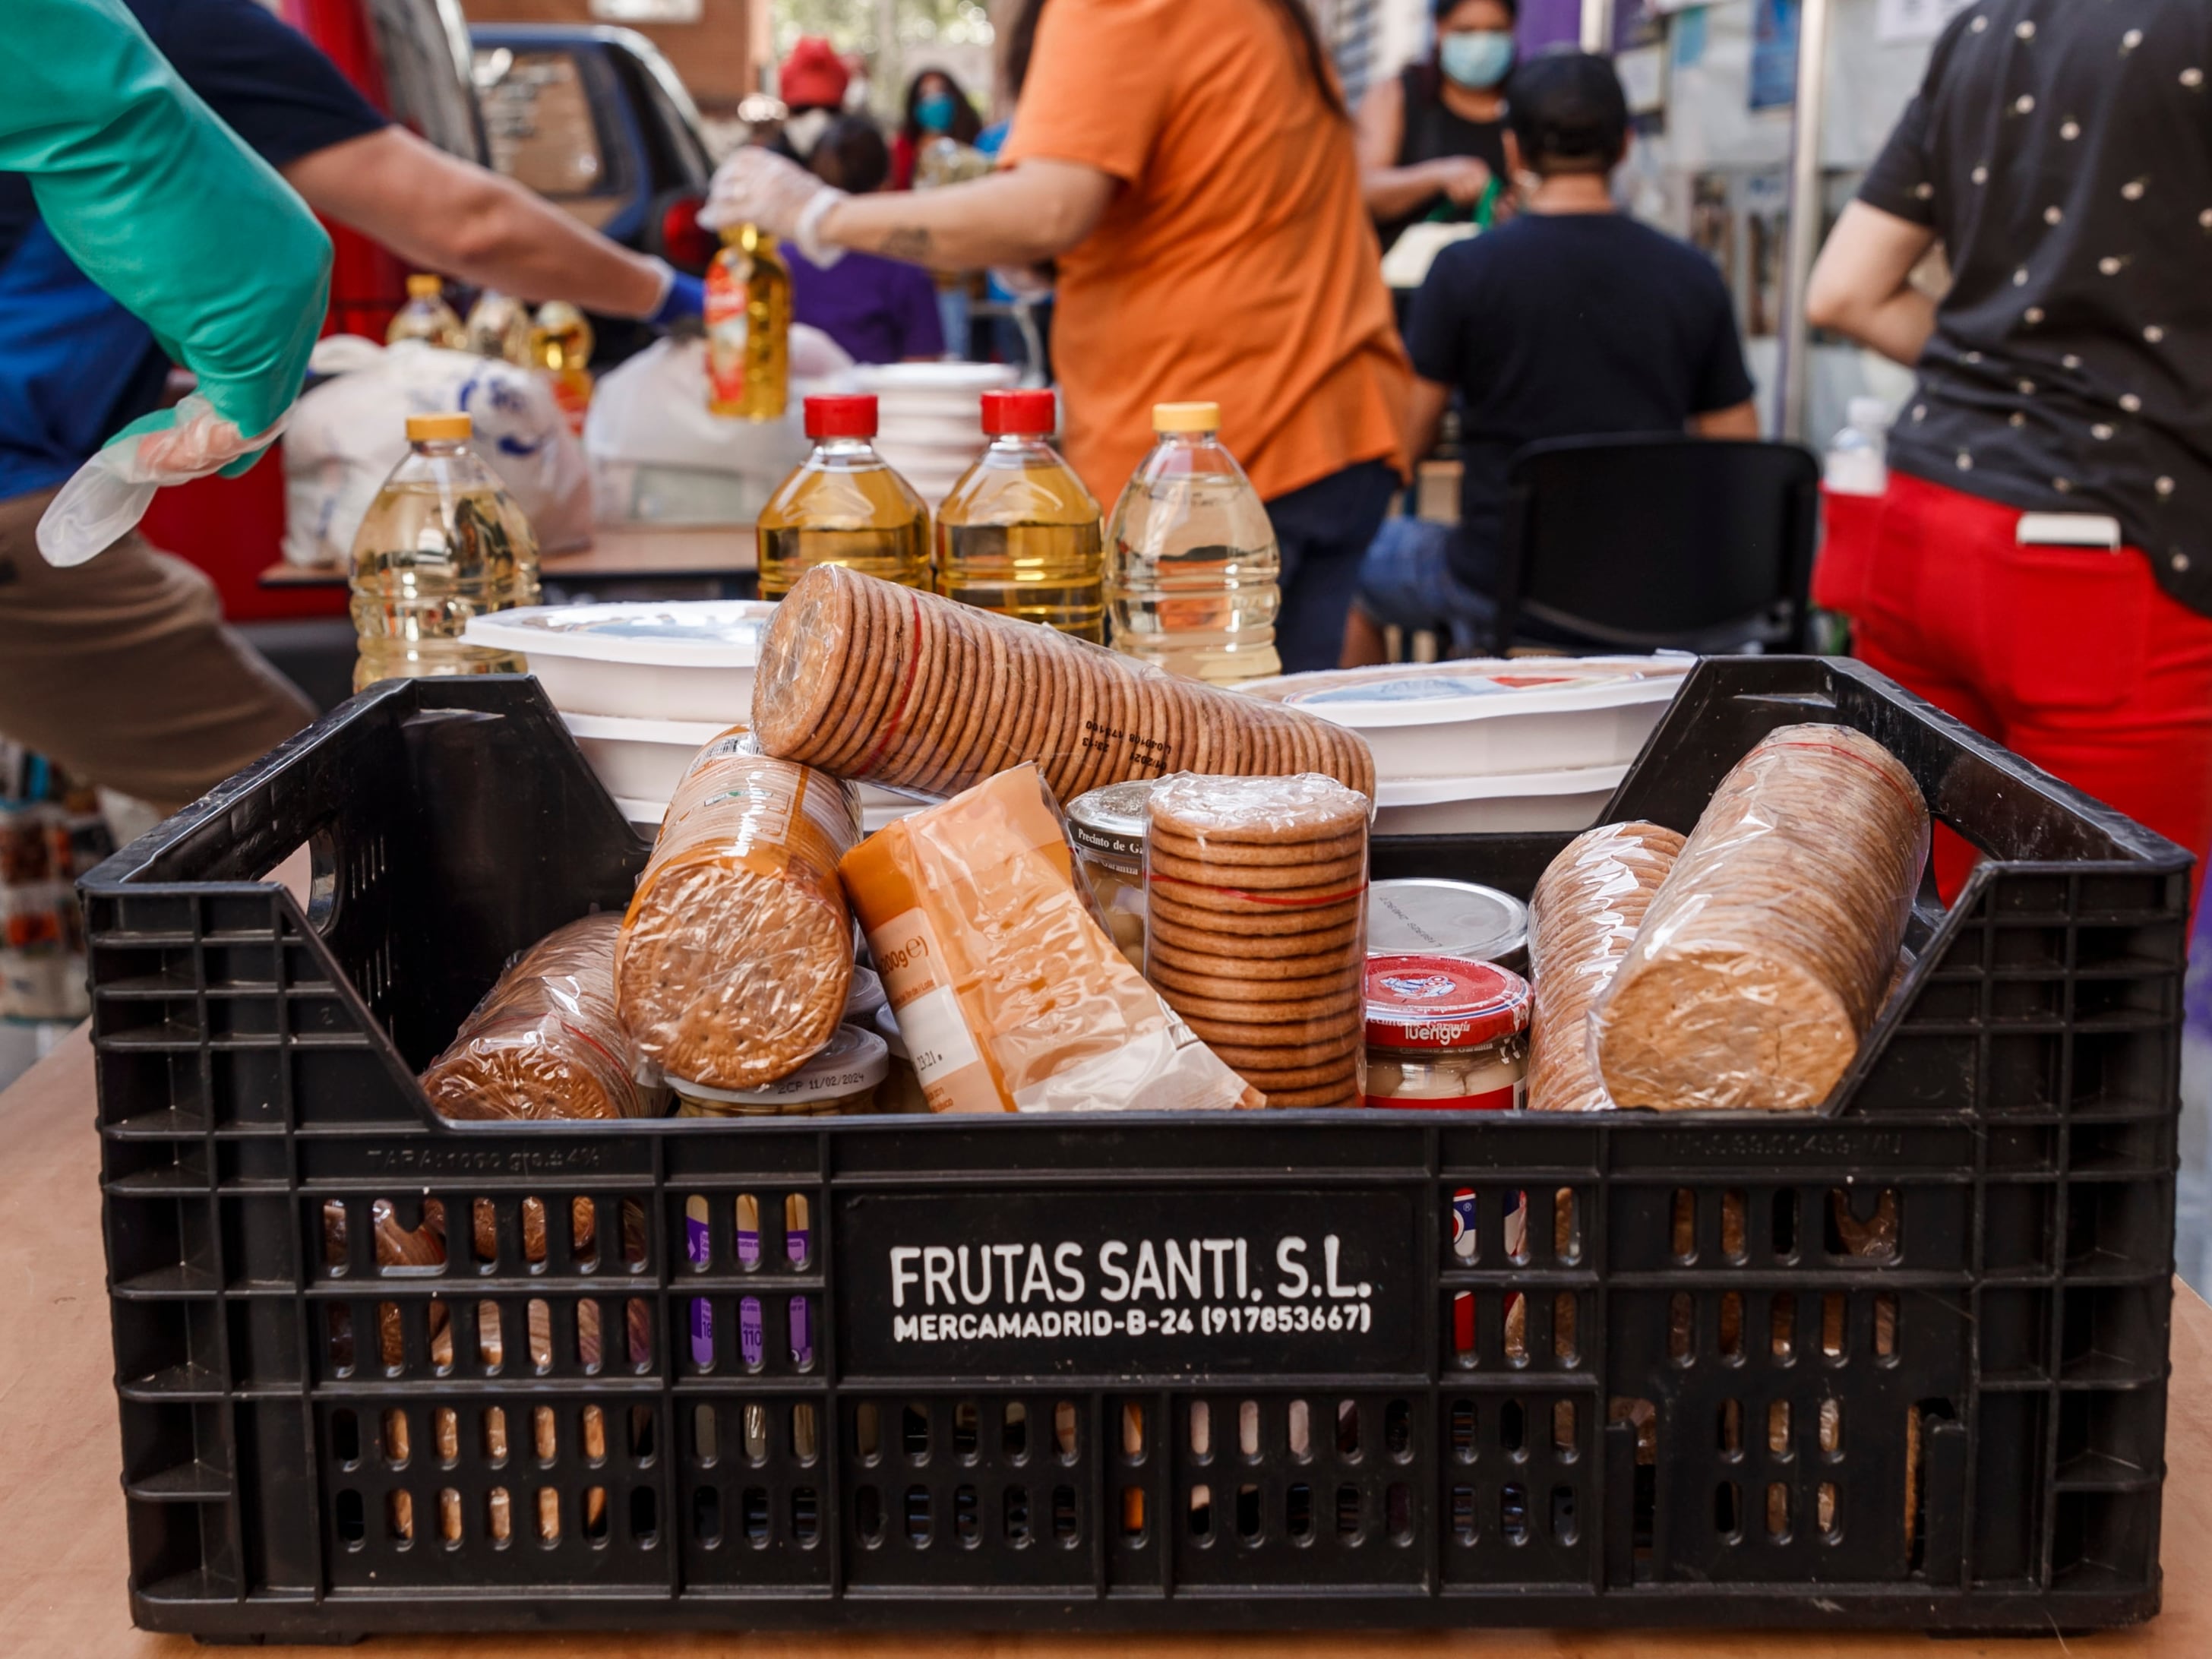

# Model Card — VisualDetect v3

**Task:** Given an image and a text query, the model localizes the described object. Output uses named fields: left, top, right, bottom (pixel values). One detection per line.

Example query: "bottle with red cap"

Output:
left=755, top=394, right=931, bottom=598
left=934, top=388, right=1104, bottom=640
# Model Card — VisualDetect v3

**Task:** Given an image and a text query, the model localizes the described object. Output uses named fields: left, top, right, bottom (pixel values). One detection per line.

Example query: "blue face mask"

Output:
left=916, top=92, right=957, bottom=133
left=1439, top=30, right=1515, bottom=90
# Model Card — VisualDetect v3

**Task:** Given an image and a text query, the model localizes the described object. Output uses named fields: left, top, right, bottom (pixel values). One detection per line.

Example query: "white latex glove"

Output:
left=36, top=393, right=287, bottom=567
left=700, top=145, right=845, bottom=254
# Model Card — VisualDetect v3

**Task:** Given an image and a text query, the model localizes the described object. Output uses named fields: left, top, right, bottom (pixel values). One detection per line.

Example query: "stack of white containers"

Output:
left=1241, top=657, right=1693, bottom=835
left=460, top=602, right=920, bottom=833
left=852, top=362, right=1018, bottom=508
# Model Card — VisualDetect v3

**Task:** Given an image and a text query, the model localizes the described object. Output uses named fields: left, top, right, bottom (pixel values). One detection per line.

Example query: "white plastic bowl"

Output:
left=561, top=712, right=725, bottom=802
left=1246, top=656, right=1688, bottom=782
left=615, top=784, right=922, bottom=836
left=464, top=600, right=774, bottom=722
left=1372, top=763, right=1629, bottom=836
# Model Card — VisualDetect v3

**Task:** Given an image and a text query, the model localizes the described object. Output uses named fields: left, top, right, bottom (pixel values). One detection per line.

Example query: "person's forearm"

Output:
left=285, top=128, right=668, bottom=318
left=1363, top=162, right=1447, bottom=221
left=1828, top=290, right=1938, bottom=367
left=390, top=177, right=666, bottom=316
left=820, top=163, right=1105, bottom=270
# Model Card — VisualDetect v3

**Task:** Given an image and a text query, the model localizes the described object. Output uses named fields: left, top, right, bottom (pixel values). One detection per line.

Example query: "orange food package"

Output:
left=838, top=764, right=1259, bottom=1114
left=616, top=732, right=860, bottom=1090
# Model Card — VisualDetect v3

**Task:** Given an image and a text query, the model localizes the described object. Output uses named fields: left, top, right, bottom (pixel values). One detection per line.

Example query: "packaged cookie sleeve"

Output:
left=1525, top=822, right=1686, bottom=1114
left=1592, top=725, right=1931, bottom=1112
left=421, top=914, right=657, bottom=1121
left=747, top=561, right=1376, bottom=807
left=838, top=763, right=1259, bottom=1113
left=615, top=732, right=861, bottom=1092
left=1142, top=773, right=1371, bottom=1110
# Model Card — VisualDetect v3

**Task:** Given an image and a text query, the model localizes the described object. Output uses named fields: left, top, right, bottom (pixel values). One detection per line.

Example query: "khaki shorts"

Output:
left=0, top=486, right=314, bottom=811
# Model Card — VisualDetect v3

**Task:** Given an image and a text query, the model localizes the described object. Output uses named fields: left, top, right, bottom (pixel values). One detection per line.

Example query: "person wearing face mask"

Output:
left=1359, top=0, right=1518, bottom=254
left=769, top=37, right=852, bottom=169
left=890, top=68, right=984, bottom=192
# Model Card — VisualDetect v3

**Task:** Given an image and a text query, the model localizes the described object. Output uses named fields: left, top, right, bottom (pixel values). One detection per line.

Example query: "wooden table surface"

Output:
left=3, top=1026, right=2206, bottom=1657
left=262, top=523, right=757, bottom=589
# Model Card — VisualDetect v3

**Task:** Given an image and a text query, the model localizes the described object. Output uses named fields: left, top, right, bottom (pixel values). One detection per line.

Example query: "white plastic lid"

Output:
left=562, top=711, right=732, bottom=747
left=845, top=966, right=886, bottom=1023
left=1848, top=397, right=1895, bottom=432
left=852, top=362, right=1018, bottom=394
left=1249, top=658, right=1689, bottom=729
left=873, top=1001, right=908, bottom=1061
left=669, top=1025, right=889, bottom=1107
left=462, top=600, right=777, bottom=666
left=1369, top=880, right=1528, bottom=963
left=1374, top=763, right=1629, bottom=807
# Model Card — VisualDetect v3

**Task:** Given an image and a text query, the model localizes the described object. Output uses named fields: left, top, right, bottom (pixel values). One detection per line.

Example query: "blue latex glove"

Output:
left=652, top=269, right=706, bottom=329
left=8, top=0, right=331, bottom=564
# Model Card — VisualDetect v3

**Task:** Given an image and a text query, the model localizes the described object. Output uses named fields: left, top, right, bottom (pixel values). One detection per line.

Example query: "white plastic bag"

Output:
left=583, top=331, right=852, bottom=526
left=282, top=338, right=590, bottom=567
left=37, top=394, right=284, bottom=568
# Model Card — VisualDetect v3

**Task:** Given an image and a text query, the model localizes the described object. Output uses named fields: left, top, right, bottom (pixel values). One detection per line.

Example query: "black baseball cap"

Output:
left=1505, top=49, right=1629, bottom=172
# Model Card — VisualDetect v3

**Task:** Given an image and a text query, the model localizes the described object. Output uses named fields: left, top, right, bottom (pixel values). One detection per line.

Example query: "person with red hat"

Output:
left=772, top=36, right=852, bottom=168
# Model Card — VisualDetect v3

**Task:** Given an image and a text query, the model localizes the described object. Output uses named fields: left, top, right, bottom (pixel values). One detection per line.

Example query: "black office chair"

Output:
left=1489, top=434, right=1820, bottom=656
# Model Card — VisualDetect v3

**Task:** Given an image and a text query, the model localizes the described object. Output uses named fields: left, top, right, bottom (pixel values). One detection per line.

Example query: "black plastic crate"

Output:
left=82, top=661, right=2184, bottom=1641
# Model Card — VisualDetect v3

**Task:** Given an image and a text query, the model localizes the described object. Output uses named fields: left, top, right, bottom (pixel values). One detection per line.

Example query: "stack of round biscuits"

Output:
left=1142, top=773, right=1370, bottom=1109
left=750, top=562, right=1375, bottom=805
left=1525, top=820, right=1686, bottom=1113
left=1592, top=724, right=1929, bottom=1112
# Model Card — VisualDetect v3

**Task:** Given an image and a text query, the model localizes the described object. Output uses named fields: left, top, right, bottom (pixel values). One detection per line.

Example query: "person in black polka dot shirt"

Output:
left=1806, top=0, right=2212, bottom=905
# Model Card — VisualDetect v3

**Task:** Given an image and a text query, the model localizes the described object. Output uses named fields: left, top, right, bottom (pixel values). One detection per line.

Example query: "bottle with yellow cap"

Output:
left=386, top=273, right=466, bottom=350
left=349, top=411, right=540, bottom=692
left=1104, top=401, right=1281, bottom=682
left=463, top=288, right=536, bottom=365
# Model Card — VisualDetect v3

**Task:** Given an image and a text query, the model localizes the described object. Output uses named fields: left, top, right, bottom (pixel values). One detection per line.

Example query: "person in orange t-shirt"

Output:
left=701, top=0, right=1411, bottom=672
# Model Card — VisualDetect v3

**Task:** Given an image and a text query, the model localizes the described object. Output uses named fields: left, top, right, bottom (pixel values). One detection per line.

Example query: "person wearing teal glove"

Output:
left=0, top=0, right=330, bottom=809
left=16, top=0, right=333, bottom=558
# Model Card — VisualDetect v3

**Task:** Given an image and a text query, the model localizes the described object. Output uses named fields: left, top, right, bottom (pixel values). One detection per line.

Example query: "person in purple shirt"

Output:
left=785, top=117, right=946, bottom=364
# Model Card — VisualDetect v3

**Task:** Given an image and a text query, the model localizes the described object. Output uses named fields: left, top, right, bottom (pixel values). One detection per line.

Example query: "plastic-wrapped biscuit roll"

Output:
left=616, top=733, right=861, bottom=1091
left=1142, top=773, right=1370, bottom=1110
left=1525, top=822, right=1686, bottom=1113
left=1593, top=725, right=1930, bottom=1112
left=839, top=764, right=1259, bottom=1113
left=422, top=915, right=655, bottom=1121
left=750, top=561, right=1375, bottom=804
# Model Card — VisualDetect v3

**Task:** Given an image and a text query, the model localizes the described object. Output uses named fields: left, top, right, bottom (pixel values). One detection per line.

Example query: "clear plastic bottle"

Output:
left=935, top=388, right=1104, bottom=640
left=530, top=300, right=596, bottom=434
left=387, top=273, right=466, bottom=349
left=1106, top=402, right=1281, bottom=683
left=463, top=289, right=536, bottom=365
left=1825, top=396, right=1894, bottom=497
left=706, top=222, right=791, bottom=420
left=349, top=412, right=542, bottom=691
left=757, top=395, right=931, bottom=599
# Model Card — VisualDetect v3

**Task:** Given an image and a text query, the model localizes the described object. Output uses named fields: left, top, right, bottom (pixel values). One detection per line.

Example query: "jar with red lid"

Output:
left=1362, top=955, right=1531, bottom=1111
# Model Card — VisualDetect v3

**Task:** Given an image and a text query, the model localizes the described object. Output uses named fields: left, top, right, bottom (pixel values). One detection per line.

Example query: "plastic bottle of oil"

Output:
left=705, top=222, right=791, bottom=420
left=756, top=396, right=931, bottom=598
left=530, top=300, right=596, bottom=434
left=349, top=412, right=541, bottom=691
left=935, top=389, right=1104, bottom=640
left=1105, top=402, right=1281, bottom=682
left=463, top=289, right=536, bottom=365
left=387, top=274, right=466, bottom=349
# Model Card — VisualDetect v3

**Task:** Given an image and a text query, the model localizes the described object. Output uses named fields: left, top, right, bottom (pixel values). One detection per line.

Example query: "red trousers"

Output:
left=1815, top=471, right=2212, bottom=905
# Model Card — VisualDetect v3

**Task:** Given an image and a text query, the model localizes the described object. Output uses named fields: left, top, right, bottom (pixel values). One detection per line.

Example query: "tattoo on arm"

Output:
left=880, top=226, right=934, bottom=261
